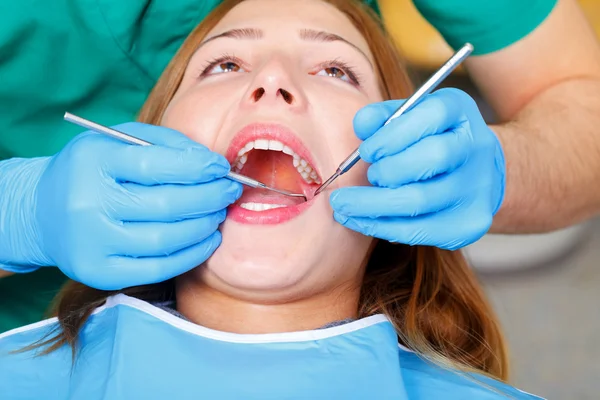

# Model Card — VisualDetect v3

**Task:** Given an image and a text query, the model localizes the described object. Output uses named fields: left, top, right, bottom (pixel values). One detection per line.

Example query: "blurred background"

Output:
left=379, top=1, right=600, bottom=398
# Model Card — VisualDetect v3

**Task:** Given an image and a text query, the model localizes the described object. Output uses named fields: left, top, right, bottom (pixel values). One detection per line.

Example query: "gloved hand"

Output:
left=0, top=123, right=241, bottom=290
left=330, top=88, right=505, bottom=250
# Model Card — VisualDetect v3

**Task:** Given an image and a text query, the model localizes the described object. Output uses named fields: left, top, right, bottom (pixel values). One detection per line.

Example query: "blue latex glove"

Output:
left=331, top=88, right=505, bottom=250
left=0, top=123, right=241, bottom=290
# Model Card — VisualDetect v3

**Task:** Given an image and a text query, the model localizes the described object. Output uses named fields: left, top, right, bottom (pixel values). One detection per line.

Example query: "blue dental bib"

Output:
left=0, top=294, right=543, bottom=399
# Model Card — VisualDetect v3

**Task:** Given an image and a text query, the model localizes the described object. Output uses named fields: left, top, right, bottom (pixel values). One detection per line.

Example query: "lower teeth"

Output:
left=240, top=202, right=288, bottom=211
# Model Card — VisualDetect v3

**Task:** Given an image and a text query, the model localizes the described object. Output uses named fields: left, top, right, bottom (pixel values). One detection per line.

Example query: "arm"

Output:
left=465, top=0, right=600, bottom=233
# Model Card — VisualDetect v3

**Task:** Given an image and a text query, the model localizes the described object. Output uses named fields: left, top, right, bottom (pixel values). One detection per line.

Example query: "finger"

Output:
left=112, top=211, right=226, bottom=257
left=106, top=142, right=231, bottom=185
left=101, top=122, right=230, bottom=185
left=96, top=231, right=223, bottom=290
left=353, top=100, right=406, bottom=140
left=330, top=177, right=463, bottom=218
left=367, top=129, right=470, bottom=188
left=112, top=122, right=204, bottom=150
left=358, top=88, right=470, bottom=163
left=333, top=208, right=492, bottom=250
left=109, top=178, right=242, bottom=222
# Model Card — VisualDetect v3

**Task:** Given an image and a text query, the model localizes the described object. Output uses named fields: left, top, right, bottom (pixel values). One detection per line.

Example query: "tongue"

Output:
left=241, top=150, right=304, bottom=196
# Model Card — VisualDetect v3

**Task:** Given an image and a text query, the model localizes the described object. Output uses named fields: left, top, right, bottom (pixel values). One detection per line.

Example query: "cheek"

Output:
left=161, top=84, right=235, bottom=150
left=313, top=92, right=371, bottom=187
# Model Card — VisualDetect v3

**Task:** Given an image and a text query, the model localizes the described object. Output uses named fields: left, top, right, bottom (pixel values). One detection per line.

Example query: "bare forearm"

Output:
left=490, top=78, right=600, bottom=233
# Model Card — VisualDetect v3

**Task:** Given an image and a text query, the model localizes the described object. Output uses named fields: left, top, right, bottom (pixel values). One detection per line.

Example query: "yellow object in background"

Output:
left=379, top=0, right=600, bottom=71
left=579, top=0, right=600, bottom=38
left=378, top=0, right=453, bottom=71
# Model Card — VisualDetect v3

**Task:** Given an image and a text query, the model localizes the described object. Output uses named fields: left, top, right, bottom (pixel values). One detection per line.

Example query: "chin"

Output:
left=205, top=257, right=304, bottom=292
left=205, top=215, right=326, bottom=295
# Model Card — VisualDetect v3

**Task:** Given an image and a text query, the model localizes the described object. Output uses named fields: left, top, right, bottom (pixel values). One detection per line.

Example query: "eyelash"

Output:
left=315, top=58, right=362, bottom=86
left=197, top=53, right=362, bottom=86
left=199, top=53, right=247, bottom=77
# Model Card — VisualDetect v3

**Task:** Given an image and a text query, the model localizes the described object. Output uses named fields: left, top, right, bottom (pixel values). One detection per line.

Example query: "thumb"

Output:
left=353, top=99, right=406, bottom=140
left=113, top=122, right=207, bottom=151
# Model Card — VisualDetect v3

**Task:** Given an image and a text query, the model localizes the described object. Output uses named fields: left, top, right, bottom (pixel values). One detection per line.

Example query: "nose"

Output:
left=250, top=87, right=294, bottom=104
left=241, top=56, right=308, bottom=112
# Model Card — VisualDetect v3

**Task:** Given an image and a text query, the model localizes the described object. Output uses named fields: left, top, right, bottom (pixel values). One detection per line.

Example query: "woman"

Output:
left=0, top=0, right=541, bottom=398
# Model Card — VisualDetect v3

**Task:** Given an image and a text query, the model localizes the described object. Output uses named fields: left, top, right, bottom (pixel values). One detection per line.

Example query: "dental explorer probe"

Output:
left=313, top=43, right=475, bottom=197
left=63, top=113, right=308, bottom=201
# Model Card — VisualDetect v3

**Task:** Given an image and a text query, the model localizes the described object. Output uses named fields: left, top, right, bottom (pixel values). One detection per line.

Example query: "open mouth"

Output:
left=225, top=123, right=322, bottom=224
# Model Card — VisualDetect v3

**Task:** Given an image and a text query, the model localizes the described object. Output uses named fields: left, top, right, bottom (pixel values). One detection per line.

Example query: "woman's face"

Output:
left=162, top=0, right=383, bottom=301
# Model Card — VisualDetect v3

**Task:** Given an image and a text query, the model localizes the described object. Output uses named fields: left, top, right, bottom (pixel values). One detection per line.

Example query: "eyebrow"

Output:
left=199, top=27, right=373, bottom=68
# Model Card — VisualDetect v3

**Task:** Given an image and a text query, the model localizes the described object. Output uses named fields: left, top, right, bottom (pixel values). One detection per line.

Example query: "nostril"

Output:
left=278, top=89, right=293, bottom=104
left=252, top=88, right=265, bottom=102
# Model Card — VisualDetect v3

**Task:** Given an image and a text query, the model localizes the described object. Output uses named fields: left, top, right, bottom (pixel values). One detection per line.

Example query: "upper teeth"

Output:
left=233, top=139, right=320, bottom=184
left=240, top=202, right=287, bottom=211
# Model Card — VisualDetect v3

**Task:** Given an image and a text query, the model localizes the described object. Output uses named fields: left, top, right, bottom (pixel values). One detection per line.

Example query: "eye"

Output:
left=317, top=67, right=350, bottom=82
left=199, top=55, right=248, bottom=77
left=208, top=61, right=245, bottom=75
left=313, top=60, right=361, bottom=86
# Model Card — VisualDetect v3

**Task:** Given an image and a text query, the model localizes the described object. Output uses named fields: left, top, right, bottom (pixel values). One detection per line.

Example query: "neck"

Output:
left=175, top=273, right=361, bottom=334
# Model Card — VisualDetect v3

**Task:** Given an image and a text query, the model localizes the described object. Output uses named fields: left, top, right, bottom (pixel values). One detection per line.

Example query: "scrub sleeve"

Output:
left=0, top=0, right=557, bottom=333
left=412, top=0, right=558, bottom=55
left=0, top=0, right=220, bottom=333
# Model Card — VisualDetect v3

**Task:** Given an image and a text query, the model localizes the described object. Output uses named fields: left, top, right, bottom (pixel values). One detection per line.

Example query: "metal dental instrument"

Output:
left=313, top=43, right=475, bottom=197
left=63, top=113, right=308, bottom=201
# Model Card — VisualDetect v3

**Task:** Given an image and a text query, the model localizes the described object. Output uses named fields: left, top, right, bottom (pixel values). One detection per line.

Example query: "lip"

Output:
left=227, top=196, right=316, bottom=225
left=225, top=122, right=321, bottom=225
left=225, top=123, right=319, bottom=173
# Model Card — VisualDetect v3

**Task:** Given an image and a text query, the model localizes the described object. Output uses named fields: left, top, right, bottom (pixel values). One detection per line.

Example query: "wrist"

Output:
left=492, top=134, right=506, bottom=216
left=0, top=157, right=52, bottom=272
left=488, top=125, right=508, bottom=216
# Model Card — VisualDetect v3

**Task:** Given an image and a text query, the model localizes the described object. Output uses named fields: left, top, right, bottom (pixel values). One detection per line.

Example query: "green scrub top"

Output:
left=0, top=0, right=557, bottom=333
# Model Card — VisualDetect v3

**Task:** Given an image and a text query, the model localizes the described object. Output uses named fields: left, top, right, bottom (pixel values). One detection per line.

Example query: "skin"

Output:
left=0, top=270, right=13, bottom=278
left=470, top=0, right=600, bottom=233
left=161, top=0, right=382, bottom=333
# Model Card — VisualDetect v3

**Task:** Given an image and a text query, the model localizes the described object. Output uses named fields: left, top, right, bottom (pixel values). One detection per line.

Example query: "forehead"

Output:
left=207, top=0, right=373, bottom=61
